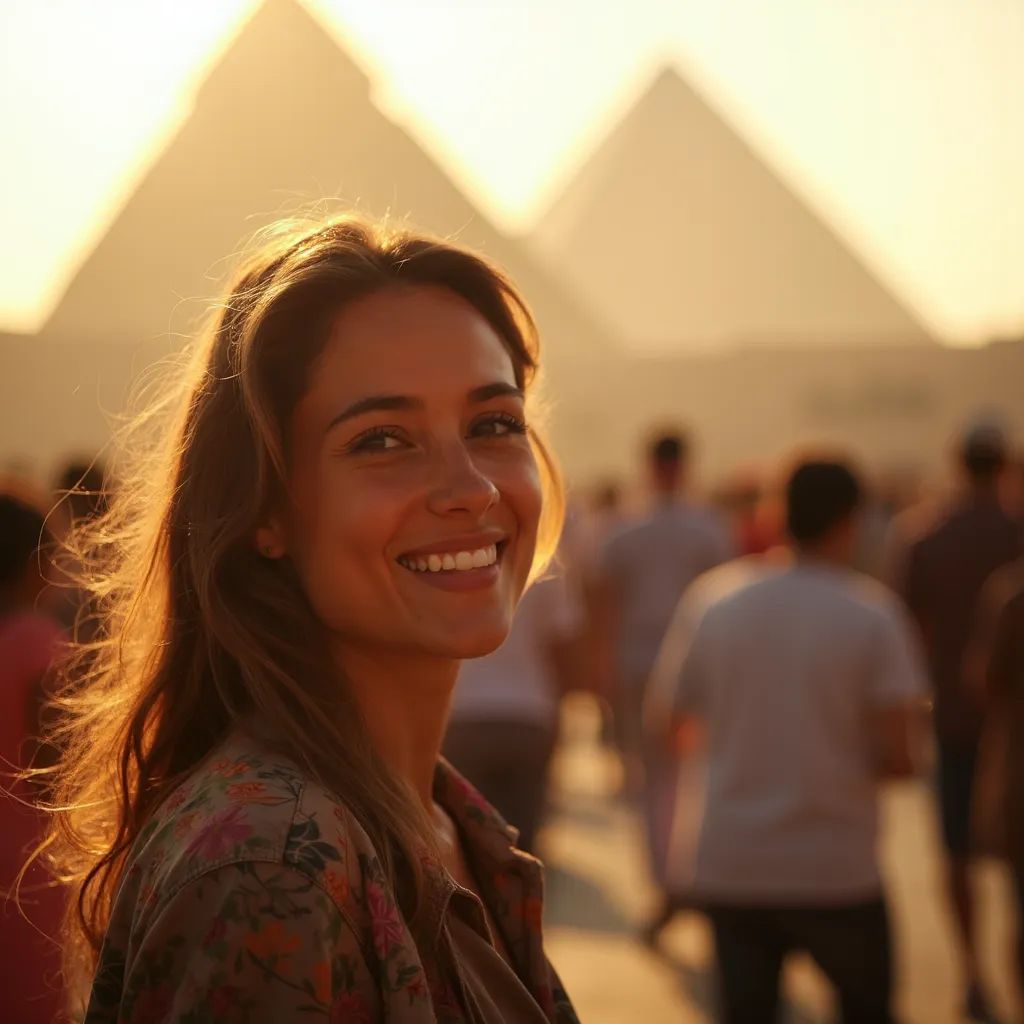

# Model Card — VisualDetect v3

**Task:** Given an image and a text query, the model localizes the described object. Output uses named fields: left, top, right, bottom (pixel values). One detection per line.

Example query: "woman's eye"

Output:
left=349, top=428, right=406, bottom=453
left=473, top=414, right=527, bottom=438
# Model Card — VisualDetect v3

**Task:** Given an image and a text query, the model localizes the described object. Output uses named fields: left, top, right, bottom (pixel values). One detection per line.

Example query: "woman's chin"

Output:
left=432, top=623, right=511, bottom=661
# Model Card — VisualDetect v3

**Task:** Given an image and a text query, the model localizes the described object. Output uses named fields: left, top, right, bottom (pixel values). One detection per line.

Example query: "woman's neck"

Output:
left=331, top=642, right=459, bottom=812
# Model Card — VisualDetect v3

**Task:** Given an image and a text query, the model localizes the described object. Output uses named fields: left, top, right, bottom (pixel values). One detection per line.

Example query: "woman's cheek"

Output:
left=501, top=450, right=543, bottom=525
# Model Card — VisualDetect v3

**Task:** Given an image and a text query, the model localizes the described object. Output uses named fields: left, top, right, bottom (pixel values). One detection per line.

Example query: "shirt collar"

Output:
left=411, top=759, right=543, bottom=949
left=430, top=760, right=553, bottom=1014
left=433, top=757, right=524, bottom=867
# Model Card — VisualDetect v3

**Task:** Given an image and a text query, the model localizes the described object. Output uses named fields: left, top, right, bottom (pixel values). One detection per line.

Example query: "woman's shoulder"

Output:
left=126, top=733, right=379, bottom=930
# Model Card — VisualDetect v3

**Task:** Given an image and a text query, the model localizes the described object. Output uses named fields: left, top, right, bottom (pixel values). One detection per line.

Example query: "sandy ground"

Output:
left=539, top=696, right=1019, bottom=1024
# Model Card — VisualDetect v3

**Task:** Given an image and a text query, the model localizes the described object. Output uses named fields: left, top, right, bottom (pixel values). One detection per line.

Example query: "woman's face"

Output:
left=274, top=284, right=542, bottom=661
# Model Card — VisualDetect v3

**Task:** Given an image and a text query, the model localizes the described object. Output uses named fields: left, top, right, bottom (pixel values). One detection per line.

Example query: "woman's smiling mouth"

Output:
left=397, top=543, right=498, bottom=573
left=395, top=536, right=508, bottom=590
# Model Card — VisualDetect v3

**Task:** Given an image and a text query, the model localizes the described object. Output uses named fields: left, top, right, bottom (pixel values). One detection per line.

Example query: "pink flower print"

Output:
left=185, top=804, right=252, bottom=861
left=366, top=880, right=406, bottom=960
left=330, top=991, right=371, bottom=1024
left=225, top=781, right=266, bottom=801
left=212, top=758, right=251, bottom=778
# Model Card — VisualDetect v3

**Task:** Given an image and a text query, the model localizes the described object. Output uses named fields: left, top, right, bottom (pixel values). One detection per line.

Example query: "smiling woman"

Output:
left=36, top=215, right=574, bottom=1023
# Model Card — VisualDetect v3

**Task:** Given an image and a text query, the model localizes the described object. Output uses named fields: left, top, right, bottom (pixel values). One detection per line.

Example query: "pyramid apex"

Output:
left=194, top=0, right=369, bottom=104
left=641, top=62, right=694, bottom=101
left=599, top=61, right=703, bottom=141
left=651, top=63, right=686, bottom=87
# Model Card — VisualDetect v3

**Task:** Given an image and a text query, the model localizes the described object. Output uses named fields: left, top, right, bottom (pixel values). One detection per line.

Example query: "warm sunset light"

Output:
left=1, top=0, right=1022, bottom=344
left=3, top=7, right=1024, bottom=1024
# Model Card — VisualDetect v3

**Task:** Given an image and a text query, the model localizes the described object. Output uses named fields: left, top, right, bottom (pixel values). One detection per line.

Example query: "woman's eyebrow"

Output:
left=325, top=394, right=421, bottom=433
left=325, top=382, right=523, bottom=434
left=467, top=382, right=525, bottom=403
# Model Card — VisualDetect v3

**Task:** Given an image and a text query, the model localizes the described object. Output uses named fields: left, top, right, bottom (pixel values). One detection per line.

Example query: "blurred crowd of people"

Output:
left=438, top=419, right=1024, bottom=1023
left=3, top=420, right=1024, bottom=1023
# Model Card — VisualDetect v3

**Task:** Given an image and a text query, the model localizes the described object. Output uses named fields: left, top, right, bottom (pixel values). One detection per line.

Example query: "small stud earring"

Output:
left=262, top=545, right=275, bottom=558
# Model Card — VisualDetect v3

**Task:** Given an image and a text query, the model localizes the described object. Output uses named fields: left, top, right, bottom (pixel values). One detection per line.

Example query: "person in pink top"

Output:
left=0, top=492, right=66, bottom=1024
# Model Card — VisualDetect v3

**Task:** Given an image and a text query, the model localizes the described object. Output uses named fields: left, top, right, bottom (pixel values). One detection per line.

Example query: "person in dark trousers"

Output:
left=895, top=422, right=1023, bottom=1023
left=647, top=457, right=926, bottom=1024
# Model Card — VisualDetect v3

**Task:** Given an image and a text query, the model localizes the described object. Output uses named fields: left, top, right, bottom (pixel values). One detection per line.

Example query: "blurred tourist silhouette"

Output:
left=892, top=420, right=1024, bottom=1023
left=712, top=467, right=780, bottom=558
left=0, top=493, right=66, bottom=1024
left=970, top=558, right=1024, bottom=1002
left=444, top=570, right=584, bottom=853
left=1004, top=451, right=1024, bottom=521
left=579, top=481, right=628, bottom=572
left=559, top=480, right=628, bottom=749
left=591, top=429, right=731, bottom=886
left=646, top=457, right=927, bottom=1024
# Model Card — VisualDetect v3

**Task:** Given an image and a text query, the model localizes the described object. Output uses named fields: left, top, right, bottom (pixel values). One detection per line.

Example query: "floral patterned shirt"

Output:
left=83, top=732, right=578, bottom=1023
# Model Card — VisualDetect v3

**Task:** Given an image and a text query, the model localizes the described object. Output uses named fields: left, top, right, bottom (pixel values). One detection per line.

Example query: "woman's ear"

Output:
left=254, top=518, right=287, bottom=560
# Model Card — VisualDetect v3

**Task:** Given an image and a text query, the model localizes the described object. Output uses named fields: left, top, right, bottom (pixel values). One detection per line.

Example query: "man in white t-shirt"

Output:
left=647, top=457, right=927, bottom=1024
left=444, top=572, right=583, bottom=852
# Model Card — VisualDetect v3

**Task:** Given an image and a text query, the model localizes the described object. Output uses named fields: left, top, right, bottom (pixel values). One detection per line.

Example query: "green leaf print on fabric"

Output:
left=285, top=813, right=345, bottom=874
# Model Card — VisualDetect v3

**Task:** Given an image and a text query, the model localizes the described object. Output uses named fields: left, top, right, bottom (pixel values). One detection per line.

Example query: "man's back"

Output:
left=901, top=496, right=1022, bottom=741
left=664, top=559, right=925, bottom=902
left=602, top=502, right=731, bottom=680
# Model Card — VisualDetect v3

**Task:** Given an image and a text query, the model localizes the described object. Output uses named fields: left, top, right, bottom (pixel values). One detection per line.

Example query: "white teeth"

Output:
left=400, top=544, right=501, bottom=573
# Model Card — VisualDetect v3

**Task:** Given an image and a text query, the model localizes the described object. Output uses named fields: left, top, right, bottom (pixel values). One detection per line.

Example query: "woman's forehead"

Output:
left=310, top=285, right=518, bottom=399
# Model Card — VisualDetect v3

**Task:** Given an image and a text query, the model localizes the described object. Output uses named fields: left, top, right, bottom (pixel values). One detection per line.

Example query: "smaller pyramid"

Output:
left=531, top=66, right=934, bottom=352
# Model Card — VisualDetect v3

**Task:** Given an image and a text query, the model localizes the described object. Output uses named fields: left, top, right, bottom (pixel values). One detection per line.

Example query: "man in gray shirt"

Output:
left=647, top=457, right=926, bottom=1023
left=592, top=429, right=732, bottom=885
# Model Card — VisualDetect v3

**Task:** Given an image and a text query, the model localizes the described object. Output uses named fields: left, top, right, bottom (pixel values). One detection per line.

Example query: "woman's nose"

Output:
left=425, top=443, right=499, bottom=518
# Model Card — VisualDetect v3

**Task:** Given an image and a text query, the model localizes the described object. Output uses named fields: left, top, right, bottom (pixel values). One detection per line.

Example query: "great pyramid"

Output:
left=3, top=0, right=614, bottom=476
left=531, top=66, right=935, bottom=352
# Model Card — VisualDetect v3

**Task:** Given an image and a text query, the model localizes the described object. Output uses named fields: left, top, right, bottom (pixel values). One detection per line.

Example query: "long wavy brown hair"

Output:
left=41, top=215, right=564, bottom=999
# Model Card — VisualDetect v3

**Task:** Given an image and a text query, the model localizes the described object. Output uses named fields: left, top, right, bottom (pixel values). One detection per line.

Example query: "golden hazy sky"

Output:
left=1, top=0, right=1022, bottom=345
